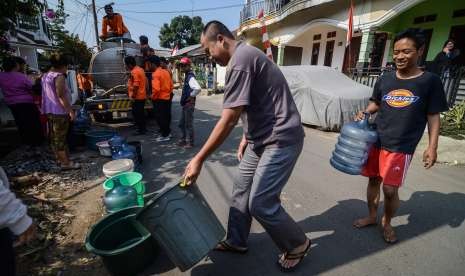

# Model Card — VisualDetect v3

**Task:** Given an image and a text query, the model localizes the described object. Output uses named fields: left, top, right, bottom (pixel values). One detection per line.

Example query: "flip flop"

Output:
left=277, top=239, right=312, bottom=273
left=214, top=240, right=248, bottom=254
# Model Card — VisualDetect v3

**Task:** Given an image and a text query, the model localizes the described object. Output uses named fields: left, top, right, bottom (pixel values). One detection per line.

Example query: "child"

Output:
left=177, top=57, right=201, bottom=148
left=353, top=29, right=449, bottom=243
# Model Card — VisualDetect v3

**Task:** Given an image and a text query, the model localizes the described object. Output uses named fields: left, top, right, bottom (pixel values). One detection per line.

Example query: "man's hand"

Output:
left=183, top=156, right=203, bottom=186
left=15, top=223, right=36, bottom=247
left=423, top=147, right=437, bottom=169
left=237, top=139, right=247, bottom=161
left=354, top=111, right=367, bottom=121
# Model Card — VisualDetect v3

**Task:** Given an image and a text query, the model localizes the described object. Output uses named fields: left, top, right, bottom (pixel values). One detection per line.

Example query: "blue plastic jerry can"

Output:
left=330, top=113, right=378, bottom=175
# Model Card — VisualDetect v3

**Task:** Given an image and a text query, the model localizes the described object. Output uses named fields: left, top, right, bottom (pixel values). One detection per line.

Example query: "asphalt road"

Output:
left=136, top=94, right=465, bottom=276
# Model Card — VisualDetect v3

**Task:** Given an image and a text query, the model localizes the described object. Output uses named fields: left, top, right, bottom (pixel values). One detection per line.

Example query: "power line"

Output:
left=82, top=11, right=89, bottom=41
left=121, top=4, right=243, bottom=14
left=71, top=13, right=86, bottom=34
left=123, top=15, right=161, bottom=29
left=114, top=0, right=170, bottom=6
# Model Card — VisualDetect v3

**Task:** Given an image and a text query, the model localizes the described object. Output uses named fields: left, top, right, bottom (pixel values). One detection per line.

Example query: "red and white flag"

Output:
left=346, top=0, right=354, bottom=47
left=258, top=9, right=273, bottom=61
left=171, top=44, right=179, bottom=56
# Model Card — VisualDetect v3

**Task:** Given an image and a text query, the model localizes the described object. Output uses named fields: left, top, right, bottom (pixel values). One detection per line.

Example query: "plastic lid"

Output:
left=103, top=159, right=134, bottom=174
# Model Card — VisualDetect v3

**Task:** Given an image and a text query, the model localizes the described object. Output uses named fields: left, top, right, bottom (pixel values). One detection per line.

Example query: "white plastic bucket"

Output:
left=96, top=141, right=112, bottom=157
left=102, top=159, right=134, bottom=178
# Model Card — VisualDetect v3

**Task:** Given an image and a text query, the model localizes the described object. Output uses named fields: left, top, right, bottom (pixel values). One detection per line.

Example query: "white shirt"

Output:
left=188, top=77, right=201, bottom=97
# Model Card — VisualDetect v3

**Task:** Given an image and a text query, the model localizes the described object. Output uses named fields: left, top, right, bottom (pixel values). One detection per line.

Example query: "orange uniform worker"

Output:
left=76, top=72, right=93, bottom=100
left=149, top=56, right=174, bottom=141
left=124, top=56, right=147, bottom=135
left=100, top=5, right=130, bottom=40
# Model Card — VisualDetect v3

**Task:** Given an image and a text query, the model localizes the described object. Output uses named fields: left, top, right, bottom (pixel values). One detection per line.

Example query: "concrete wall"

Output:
left=289, top=24, right=348, bottom=71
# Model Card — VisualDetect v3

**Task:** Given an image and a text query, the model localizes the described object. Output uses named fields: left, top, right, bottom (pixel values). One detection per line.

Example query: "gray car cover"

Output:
left=280, top=65, right=373, bottom=130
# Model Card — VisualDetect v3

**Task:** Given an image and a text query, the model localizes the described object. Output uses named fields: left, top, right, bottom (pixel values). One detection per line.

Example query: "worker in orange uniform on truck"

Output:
left=149, top=55, right=174, bottom=142
left=124, top=56, right=147, bottom=135
left=100, top=4, right=130, bottom=40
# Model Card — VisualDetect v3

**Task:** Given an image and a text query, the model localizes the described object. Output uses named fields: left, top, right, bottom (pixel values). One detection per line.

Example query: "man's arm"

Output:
left=423, top=113, right=441, bottom=169
left=101, top=17, right=108, bottom=38
left=184, top=106, right=243, bottom=184
left=188, top=77, right=202, bottom=97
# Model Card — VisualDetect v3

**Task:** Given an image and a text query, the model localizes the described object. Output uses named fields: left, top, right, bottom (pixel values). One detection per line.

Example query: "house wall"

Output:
left=289, top=24, right=348, bottom=70
left=381, top=0, right=465, bottom=61
left=15, top=46, right=38, bottom=70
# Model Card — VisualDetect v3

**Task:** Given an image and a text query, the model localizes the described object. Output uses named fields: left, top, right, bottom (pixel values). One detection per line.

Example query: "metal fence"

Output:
left=348, top=66, right=465, bottom=107
left=239, top=0, right=286, bottom=24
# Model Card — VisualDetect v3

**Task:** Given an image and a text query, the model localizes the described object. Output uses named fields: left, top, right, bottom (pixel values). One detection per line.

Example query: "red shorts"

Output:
left=361, top=147, right=413, bottom=187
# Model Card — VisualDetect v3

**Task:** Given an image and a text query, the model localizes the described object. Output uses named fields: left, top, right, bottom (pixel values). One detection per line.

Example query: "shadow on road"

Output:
left=190, top=191, right=465, bottom=276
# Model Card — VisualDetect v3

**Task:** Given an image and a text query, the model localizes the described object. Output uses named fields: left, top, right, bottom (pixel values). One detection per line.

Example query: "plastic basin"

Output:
left=85, top=207, right=157, bottom=276
left=85, top=130, right=116, bottom=151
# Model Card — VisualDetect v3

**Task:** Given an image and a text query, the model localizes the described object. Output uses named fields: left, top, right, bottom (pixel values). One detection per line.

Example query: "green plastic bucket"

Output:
left=85, top=207, right=158, bottom=276
left=103, top=172, right=145, bottom=206
left=136, top=183, right=226, bottom=272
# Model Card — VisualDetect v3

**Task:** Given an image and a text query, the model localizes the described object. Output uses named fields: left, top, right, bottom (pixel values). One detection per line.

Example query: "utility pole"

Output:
left=91, top=0, right=99, bottom=47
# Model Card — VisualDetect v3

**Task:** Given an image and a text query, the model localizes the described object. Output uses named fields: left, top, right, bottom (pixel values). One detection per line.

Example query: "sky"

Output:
left=46, top=0, right=245, bottom=50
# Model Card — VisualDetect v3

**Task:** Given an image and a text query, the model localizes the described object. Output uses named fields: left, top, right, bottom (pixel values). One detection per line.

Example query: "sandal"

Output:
left=214, top=240, right=248, bottom=254
left=277, top=239, right=311, bottom=273
left=60, top=162, right=81, bottom=170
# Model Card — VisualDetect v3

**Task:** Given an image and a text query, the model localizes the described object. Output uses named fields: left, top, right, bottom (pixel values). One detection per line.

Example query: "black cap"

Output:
left=148, top=55, right=161, bottom=66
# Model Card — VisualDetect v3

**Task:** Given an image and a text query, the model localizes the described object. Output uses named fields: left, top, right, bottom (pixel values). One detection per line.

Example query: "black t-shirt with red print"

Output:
left=371, top=71, right=448, bottom=154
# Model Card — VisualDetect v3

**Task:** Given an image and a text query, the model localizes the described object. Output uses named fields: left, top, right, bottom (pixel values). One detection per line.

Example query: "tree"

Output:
left=47, top=0, right=92, bottom=69
left=159, top=15, right=204, bottom=49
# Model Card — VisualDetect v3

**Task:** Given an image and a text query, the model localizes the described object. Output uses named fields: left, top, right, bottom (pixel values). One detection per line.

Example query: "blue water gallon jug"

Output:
left=103, top=178, right=138, bottom=212
left=109, top=134, right=126, bottom=155
left=330, top=113, right=378, bottom=175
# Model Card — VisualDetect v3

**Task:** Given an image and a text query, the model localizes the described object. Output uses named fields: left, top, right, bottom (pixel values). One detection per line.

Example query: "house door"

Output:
left=449, top=25, right=465, bottom=66
left=311, top=42, right=320, bottom=65
left=419, top=29, right=433, bottom=66
left=324, top=40, right=335, bottom=66
left=342, top=36, right=362, bottom=72
left=370, top=33, right=387, bottom=68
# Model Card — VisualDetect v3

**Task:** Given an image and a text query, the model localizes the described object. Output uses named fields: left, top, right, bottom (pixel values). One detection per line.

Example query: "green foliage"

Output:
left=441, top=101, right=465, bottom=140
left=443, top=101, right=465, bottom=129
left=159, top=16, right=204, bottom=49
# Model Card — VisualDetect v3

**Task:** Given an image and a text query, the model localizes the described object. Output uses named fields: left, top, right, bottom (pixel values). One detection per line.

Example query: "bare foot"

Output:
left=353, top=217, right=377, bottom=228
left=278, top=238, right=311, bottom=270
left=381, top=218, right=397, bottom=243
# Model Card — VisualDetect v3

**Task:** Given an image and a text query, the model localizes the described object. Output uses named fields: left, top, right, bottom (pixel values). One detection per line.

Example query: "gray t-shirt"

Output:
left=223, top=42, right=304, bottom=150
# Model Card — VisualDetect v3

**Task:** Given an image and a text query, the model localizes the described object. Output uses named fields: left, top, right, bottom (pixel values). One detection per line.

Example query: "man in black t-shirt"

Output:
left=353, top=29, right=448, bottom=243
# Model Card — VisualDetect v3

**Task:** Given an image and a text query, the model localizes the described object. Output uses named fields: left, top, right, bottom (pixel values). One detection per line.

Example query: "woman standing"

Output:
left=0, top=56, right=44, bottom=147
left=432, top=39, right=461, bottom=76
left=41, top=54, right=80, bottom=169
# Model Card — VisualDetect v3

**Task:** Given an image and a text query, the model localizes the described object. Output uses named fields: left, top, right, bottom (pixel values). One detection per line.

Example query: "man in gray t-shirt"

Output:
left=184, top=21, right=310, bottom=272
